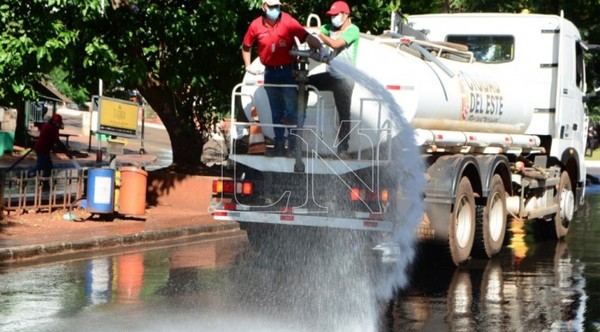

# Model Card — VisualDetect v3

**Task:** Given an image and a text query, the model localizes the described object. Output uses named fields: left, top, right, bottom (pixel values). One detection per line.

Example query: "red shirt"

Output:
left=34, top=121, right=60, bottom=154
left=243, top=12, right=308, bottom=67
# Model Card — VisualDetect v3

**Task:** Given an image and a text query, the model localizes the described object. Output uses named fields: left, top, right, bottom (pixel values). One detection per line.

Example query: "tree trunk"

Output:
left=442, top=0, right=450, bottom=13
left=138, top=83, right=205, bottom=171
left=14, top=99, right=29, bottom=148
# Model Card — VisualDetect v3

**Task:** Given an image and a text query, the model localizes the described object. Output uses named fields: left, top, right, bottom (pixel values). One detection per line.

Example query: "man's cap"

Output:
left=263, top=0, right=281, bottom=6
left=326, top=1, right=350, bottom=16
left=52, top=114, right=63, bottom=124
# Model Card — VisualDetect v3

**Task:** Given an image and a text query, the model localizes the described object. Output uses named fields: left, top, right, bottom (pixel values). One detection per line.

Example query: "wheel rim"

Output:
left=559, top=188, right=575, bottom=225
left=456, top=196, right=473, bottom=248
left=488, top=193, right=505, bottom=242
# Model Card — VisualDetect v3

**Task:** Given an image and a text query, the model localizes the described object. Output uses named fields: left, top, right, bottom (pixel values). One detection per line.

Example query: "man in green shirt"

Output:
left=309, top=1, right=359, bottom=156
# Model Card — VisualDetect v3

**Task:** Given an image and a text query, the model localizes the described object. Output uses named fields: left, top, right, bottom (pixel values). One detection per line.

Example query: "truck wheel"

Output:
left=449, top=177, right=476, bottom=265
left=554, top=171, right=574, bottom=238
left=474, top=174, right=507, bottom=258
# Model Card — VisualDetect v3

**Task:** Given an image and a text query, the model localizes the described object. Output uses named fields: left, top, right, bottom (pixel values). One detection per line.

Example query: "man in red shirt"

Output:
left=242, top=0, right=325, bottom=156
left=29, top=114, right=72, bottom=179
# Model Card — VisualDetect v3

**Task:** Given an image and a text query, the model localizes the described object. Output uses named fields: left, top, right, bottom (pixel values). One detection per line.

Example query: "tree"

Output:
left=0, top=0, right=398, bottom=171
left=0, top=1, right=78, bottom=144
left=60, top=0, right=253, bottom=170
left=3, top=0, right=600, bottom=170
left=0, top=0, right=253, bottom=170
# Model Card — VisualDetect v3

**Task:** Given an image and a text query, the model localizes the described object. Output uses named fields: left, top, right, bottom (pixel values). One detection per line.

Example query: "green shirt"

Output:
left=321, top=23, right=360, bottom=77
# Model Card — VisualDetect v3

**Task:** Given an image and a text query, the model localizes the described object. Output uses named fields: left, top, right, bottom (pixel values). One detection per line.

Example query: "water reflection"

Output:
left=156, top=239, right=238, bottom=297
left=85, top=258, right=112, bottom=305
left=2, top=193, right=600, bottom=331
left=0, top=238, right=243, bottom=332
left=385, top=233, right=588, bottom=331
left=116, top=254, right=145, bottom=304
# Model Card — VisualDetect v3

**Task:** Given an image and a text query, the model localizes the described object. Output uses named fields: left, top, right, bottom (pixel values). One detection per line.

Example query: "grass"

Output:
left=585, top=148, right=600, bottom=161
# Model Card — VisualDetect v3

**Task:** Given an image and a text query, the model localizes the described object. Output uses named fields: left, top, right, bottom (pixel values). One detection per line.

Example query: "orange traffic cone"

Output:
left=248, top=106, right=266, bottom=155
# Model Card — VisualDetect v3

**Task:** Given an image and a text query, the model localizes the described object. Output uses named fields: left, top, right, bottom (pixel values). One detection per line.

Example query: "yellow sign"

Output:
left=98, top=97, right=139, bottom=138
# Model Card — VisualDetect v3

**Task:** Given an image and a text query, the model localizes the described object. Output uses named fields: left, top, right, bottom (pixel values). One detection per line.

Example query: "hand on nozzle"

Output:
left=318, top=46, right=331, bottom=63
left=308, top=47, right=330, bottom=63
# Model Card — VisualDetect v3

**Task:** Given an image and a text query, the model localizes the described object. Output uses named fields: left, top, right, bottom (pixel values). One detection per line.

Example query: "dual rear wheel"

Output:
left=449, top=175, right=507, bottom=265
left=449, top=170, right=576, bottom=265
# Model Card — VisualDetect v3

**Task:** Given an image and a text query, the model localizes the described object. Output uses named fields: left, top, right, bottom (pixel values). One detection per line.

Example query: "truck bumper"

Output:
left=213, top=210, right=394, bottom=232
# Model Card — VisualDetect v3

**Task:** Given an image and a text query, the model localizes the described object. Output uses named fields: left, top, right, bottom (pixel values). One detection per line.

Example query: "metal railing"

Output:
left=1, top=168, right=87, bottom=214
left=231, top=82, right=393, bottom=161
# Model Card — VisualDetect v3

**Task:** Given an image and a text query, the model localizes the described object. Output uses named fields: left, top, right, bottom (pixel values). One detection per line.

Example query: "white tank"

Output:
left=240, top=33, right=533, bottom=153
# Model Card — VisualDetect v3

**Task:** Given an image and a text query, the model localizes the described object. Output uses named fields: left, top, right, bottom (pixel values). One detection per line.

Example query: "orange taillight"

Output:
left=242, top=182, right=253, bottom=195
left=212, top=180, right=224, bottom=193
left=350, top=188, right=361, bottom=201
left=213, top=180, right=253, bottom=195
left=350, top=188, right=390, bottom=202
left=380, top=189, right=389, bottom=202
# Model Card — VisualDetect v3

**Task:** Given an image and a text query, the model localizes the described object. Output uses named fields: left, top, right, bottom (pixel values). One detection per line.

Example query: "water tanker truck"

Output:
left=211, top=12, right=599, bottom=265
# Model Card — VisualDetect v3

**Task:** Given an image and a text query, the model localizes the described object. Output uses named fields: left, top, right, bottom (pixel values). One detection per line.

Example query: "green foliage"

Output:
left=0, top=1, right=76, bottom=102
left=48, top=67, right=89, bottom=105
left=2, top=0, right=600, bottom=165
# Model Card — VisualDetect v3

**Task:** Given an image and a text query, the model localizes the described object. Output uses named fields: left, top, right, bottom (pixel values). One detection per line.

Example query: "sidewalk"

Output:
left=0, top=108, right=239, bottom=264
left=0, top=206, right=241, bottom=263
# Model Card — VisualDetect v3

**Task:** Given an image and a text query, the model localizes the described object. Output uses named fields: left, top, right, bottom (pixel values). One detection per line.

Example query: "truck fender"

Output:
left=559, top=148, right=581, bottom=180
left=422, top=154, right=481, bottom=243
left=474, top=155, right=512, bottom=198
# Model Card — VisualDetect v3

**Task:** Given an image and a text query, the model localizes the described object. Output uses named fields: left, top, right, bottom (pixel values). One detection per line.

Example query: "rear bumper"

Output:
left=213, top=210, right=394, bottom=232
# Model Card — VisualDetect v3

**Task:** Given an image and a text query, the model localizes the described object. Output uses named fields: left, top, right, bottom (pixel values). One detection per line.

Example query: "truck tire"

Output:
left=554, top=171, right=574, bottom=238
left=449, top=177, right=476, bottom=265
left=474, top=174, right=507, bottom=258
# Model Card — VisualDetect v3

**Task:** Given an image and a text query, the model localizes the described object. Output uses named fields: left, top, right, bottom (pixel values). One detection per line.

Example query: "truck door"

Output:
left=554, top=14, right=586, bottom=158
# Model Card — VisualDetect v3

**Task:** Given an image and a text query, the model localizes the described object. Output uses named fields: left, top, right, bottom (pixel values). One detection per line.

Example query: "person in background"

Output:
left=242, top=0, right=326, bottom=156
left=587, top=121, right=597, bottom=157
left=29, top=114, right=72, bottom=182
left=308, top=1, right=359, bottom=157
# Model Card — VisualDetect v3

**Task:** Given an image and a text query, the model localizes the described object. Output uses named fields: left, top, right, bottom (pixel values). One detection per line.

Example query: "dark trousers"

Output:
left=264, top=66, right=297, bottom=149
left=309, top=72, right=354, bottom=152
left=29, top=152, right=53, bottom=178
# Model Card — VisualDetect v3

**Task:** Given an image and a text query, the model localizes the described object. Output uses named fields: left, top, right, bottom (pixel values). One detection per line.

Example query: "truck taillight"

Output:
left=242, top=182, right=253, bottom=195
left=350, top=188, right=390, bottom=202
left=212, top=180, right=253, bottom=195
left=213, top=180, right=233, bottom=194
left=350, top=188, right=361, bottom=201
left=380, top=189, right=389, bottom=202
left=213, top=180, right=223, bottom=193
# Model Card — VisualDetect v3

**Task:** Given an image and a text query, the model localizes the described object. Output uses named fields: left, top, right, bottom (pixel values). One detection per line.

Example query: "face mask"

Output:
left=331, top=13, right=344, bottom=28
left=266, top=7, right=280, bottom=20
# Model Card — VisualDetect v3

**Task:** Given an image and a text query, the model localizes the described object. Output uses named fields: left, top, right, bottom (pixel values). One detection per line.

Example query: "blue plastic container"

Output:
left=87, top=168, right=115, bottom=213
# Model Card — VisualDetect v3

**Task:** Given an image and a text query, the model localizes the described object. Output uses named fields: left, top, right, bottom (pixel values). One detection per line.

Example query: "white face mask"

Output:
left=265, top=6, right=280, bottom=20
left=331, top=13, right=344, bottom=28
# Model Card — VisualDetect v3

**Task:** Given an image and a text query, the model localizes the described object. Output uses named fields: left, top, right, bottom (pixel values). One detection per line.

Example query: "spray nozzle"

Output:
left=289, top=49, right=330, bottom=64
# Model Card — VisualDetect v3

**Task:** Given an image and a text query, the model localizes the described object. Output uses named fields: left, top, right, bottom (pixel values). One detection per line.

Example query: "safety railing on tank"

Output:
left=229, top=82, right=394, bottom=163
left=229, top=82, right=323, bottom=155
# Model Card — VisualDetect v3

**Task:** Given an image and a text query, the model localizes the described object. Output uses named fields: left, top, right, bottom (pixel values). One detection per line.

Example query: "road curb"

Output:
left=0, top=220, right=240, bottom=263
